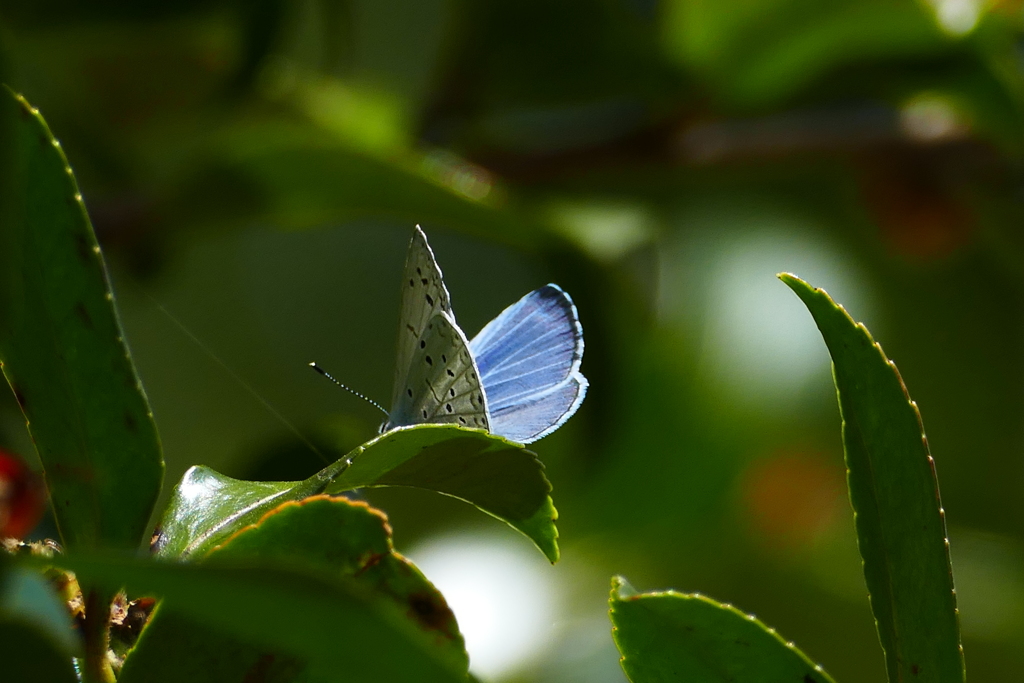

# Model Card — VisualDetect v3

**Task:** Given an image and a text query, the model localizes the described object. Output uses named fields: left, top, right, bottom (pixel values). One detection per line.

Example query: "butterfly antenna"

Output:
left=309, top=362, right=390, bottom=418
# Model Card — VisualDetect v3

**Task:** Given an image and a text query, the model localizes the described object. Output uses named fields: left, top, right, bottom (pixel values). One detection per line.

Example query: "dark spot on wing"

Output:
left=425, top=355, right=432, bottom=366
left=449, top=388, right=455, bottom=397
left=441, top=354, right=446, bottom=363
left=409, top=279, right=414, bottom=287
left=416, top=267, right=422, bottom=275
left=421, top=278, right=428, bottom=285
left=421, top=409, right=427, bottom=419
left=425, top=294, right=434, bottom=306
left=446, top=369, right=454, bottom=377
left=458, top=417, right=467, bottom=424
left=470, top=372, right=476, bottom=380
left=419, top=339, right=426, bottom=349
left=445, top=404, right=452, bottom=413
left=407, top=388, right=413, bottom=397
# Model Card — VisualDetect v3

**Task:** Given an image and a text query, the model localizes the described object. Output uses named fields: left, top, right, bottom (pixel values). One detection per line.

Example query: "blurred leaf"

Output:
left=175, top=119, right=537, bottom=247
left=51, top=553, right=466, bottom=683
left=661, top=0, right=949, bottom=106
left=0, top=88, right=163, bottom=550
left=781, top=274, right=964, bottom=683
left=0, top=618, right=78, bottom=683
left=124, top=495, right=467, bottom=681
left=0, top=551, right=77, bottom=681
left=608, top=576, right=835, bottom=683
left=154, top=425, right=558, bottom=562
left=0, top=565, right=80, bottom=657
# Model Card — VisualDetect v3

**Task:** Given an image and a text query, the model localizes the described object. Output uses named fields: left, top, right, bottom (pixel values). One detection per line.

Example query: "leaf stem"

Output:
left=81, top=587, right=115, bottom=683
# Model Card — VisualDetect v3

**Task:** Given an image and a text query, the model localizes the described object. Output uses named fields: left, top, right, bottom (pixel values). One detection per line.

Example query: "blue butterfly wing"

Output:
left=469, top=284, right=587, bottom=443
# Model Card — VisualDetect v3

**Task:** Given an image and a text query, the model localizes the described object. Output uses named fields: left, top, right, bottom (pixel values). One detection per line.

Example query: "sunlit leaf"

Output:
left=781, top=273, right=964, bottom=683
left=153, top=425, right=558, bottom=563
left=0, top=88, right=164, bottom=550
left=609, top=576, right=835, bottom=683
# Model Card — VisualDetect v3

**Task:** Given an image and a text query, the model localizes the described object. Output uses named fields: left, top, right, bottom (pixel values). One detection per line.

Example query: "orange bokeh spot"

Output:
left=740, top=450, right=846, bottom=552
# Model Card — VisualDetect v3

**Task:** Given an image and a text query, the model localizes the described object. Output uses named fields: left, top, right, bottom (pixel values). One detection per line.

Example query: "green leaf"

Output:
left=124, top=496, right=467, bottom=681
left=608, top=576, right=835, bottom=683
left=176, top=119, right=538, bottom=248
left=0, top=88, right=164, bottom=550
left=0, top=553, right=77, bottom=682
left=0, top=618, right=78, bottom=683
left=153, top=425, right=558, bottom=562
left=327, top=426, right=558, bottom=561
left=661, top=0, right=947, bottom=106
left=780, top=274, right=964, bottom=683
left=209, top=495, right=467, bottom=670
left=54, top=553, right=467, bottom=683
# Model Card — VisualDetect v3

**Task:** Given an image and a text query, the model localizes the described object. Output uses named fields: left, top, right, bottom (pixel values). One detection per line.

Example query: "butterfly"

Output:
left=381, top=226, right=587, bottom=444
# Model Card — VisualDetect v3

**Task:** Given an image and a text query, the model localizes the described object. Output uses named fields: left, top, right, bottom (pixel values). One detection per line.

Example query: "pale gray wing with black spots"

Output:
left=383, top=311, right=489, bottom=431
left=390, top=226, right=454, bottom=416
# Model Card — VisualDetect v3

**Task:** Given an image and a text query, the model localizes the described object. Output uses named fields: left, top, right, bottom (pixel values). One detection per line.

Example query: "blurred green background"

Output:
left=3, top=0, right=1024, bottom=680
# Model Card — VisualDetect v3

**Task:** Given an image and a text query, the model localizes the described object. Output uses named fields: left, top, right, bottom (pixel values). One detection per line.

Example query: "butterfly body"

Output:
left=384, top=226, right=586, bottom=444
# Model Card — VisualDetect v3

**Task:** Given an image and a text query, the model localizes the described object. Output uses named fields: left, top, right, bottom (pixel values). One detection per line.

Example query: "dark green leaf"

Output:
left=327, top=426, right=558, bottom=562
left=56, top=553, right=467, bottom=683
left=609, top=576, right=835, bottom=683
left=661, top=0, right=946, bottom=106
left=208, top=495, right=467, bottom=670
left=780, top=273, right=964, bottom=683
left=153, top=425, right=558, bottom=562
left=125, top=496, right=467, bottom=681
left=0, top=88, right=164, bottom=550
left=176, top=121, right=539, bottom=248
left=0, top=618, right=78, bottom=683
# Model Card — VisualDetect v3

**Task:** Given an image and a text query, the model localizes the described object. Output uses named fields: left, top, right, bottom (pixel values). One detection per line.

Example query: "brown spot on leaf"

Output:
left=242, top=654, right=276, bottom=683
left=74, top=232, right=92, bottom=262
left=74, top=302, right=92, bottom=329
left=407, top=591, right=455, bottom=634
left=911, top=664, right=920, bottom=675
left=804, top=676, right=816, bottom=683
left=124, top=411, right=138, bottom=432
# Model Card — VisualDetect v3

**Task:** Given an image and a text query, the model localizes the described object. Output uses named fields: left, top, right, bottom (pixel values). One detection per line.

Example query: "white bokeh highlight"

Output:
left=660, top=211, right=873, bottom=410
left=406, top=531, right=559, bottom=680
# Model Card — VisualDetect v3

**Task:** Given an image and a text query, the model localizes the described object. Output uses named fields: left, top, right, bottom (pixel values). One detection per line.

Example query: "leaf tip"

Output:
left=610, top=575, right=637, bottom=601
